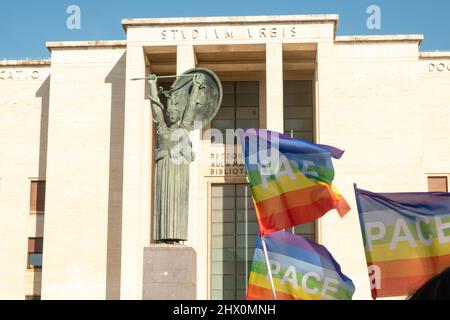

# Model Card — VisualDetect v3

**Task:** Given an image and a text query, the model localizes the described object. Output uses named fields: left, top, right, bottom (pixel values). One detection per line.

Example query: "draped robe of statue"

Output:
left=148, top=73, right=206, bottom=242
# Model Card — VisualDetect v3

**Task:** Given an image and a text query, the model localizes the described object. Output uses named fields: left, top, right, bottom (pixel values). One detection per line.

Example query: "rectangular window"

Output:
left=283, top=80, right=316, bottom=240
left=210, top=183, right=316, bottom=300
left=30, top=181, right=46, bottom=213
left=283, top=80, right=313, bottom=142
left=427, top=176, right=448, bottom=192
left=27, top=237, right=43, bottom=269
left=211, top=184, right=257, bottom=300
left=290, top=224, right=315, bottom=241
left=211, top=81, right=259, bottom=144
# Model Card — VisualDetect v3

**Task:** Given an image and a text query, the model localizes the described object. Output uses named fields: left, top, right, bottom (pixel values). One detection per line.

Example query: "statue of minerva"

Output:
left=145, top=68, right=222, bottom=243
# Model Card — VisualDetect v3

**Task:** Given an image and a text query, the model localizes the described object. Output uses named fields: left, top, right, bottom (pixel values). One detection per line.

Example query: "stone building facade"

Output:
left=0, top=15, right=449, bottom=300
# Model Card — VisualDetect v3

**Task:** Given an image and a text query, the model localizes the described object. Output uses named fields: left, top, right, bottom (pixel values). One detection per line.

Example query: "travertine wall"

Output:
left=420, top=55, right=450, bottom=175
left=41, top=46, right=126, bottom=299
left=0, top=62, right=50, bottom=299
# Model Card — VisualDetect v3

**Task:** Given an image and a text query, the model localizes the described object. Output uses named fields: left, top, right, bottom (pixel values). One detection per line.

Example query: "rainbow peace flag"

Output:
left=354, top=186, right=450, bottom=298
left=238, top=129, right=350, bottom=236
left=247, top=231, right=355, bottom=300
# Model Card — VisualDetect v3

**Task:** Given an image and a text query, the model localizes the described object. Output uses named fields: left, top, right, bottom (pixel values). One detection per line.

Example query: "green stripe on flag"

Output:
left=247, top=162, right=335, bottom=187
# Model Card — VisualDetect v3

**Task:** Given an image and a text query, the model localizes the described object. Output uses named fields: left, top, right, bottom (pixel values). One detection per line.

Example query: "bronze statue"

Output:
left=146, top=68, right=222, bottom=243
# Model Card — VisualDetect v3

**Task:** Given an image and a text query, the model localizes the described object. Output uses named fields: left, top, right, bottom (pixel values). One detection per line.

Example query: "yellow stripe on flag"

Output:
left=251, top=171, right=317, bottom=202
left=368, top=238, right=450, bottom=262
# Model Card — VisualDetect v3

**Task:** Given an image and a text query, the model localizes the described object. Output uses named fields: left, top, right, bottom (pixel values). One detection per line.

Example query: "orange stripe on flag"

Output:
left=256, top=184, right=331, bottom=212
left=256, top=195, right=350, bottom=235
left=256, top=184, right=350, bottom=219
left=370, top=253, right=450, bottom=279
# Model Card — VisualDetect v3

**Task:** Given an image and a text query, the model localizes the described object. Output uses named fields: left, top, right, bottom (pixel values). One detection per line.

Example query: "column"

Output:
left=120, top=45, right=152, bottom=299
left=265, top=43, right=284, bottom=132
left=177, top=45, right=196, bottom=75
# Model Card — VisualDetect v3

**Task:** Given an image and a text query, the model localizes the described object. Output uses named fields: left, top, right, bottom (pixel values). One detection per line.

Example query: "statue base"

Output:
left=142, top=244, right=196, bottom=300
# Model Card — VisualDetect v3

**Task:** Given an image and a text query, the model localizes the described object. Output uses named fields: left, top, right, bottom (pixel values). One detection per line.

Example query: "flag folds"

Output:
left=247, top=231, right=355, bottom=300
left=239, top=129, right=350, bottom=236
left=354, top=186, right=450, bottom=298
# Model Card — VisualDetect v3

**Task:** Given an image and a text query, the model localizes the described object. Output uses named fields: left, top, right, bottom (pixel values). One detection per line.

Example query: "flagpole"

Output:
left=261, top=236, right=277, bottom=300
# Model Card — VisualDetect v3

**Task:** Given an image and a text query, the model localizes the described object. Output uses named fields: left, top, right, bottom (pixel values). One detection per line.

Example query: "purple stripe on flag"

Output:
left=266, top=231, right=332, bottom=259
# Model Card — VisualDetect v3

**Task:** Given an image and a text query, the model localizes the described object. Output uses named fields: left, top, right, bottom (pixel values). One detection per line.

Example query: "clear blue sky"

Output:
left=1, top=0, right=449, bottom=59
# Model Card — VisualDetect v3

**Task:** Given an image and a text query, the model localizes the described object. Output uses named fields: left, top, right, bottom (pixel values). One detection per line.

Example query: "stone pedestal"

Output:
left=142, top=245, right=196, bottom=300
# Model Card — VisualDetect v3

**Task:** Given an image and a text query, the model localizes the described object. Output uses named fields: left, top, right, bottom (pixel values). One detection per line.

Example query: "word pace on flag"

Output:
left=247, top=231, right=355, bottom=300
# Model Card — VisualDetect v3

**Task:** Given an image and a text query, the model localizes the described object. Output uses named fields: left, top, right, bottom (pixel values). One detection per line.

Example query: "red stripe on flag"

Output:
left=246, top=284, right=297, bottom=300
left=374, top=274, right=431, bottom=298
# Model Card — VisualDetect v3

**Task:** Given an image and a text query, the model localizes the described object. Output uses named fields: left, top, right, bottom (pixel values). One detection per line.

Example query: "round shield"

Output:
left=171, top=67, right=223, bottom=130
